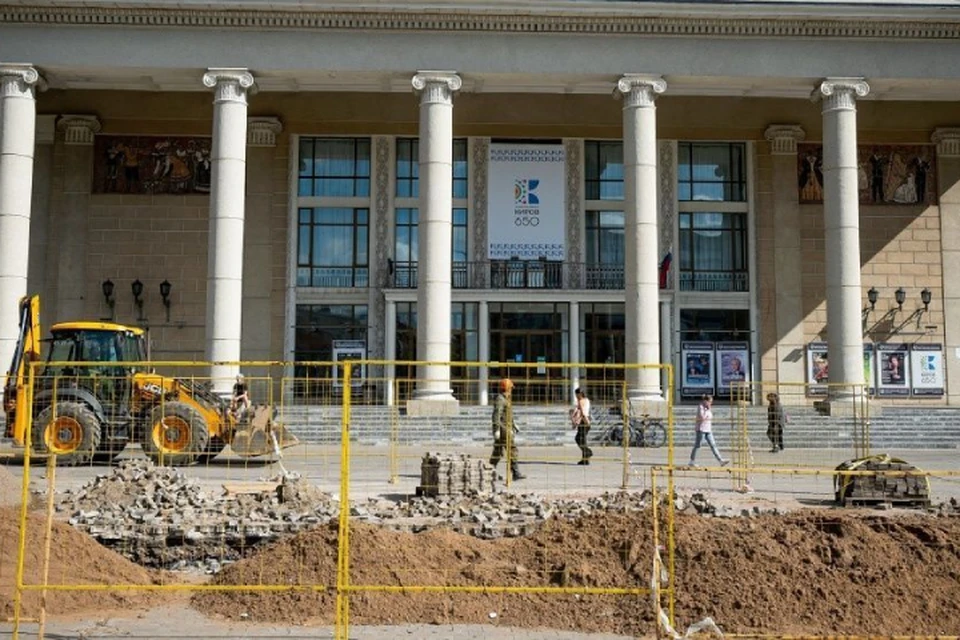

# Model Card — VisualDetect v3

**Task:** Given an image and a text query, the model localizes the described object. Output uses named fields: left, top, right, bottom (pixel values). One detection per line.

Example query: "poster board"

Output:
left=877, top=343, right=910, bottom=397
left=681, top=341, right=715, bottom=398
left=863, top=343, right=876, bottom=396
left=910, top=343, right=944, bottom=397
left=332, top=340, right=366, bottom=389
left=487, top=144, right=566, bottom=260
left=716, top=342, right=750, bottom=397
left=806, top=342, right=830, bottom=396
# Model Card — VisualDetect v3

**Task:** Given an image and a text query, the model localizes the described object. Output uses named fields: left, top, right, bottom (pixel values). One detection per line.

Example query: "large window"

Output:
left=297, top=207, right=369, bottom=287
left=294, top=304, right=368, bottom=399
left=299, top=138, right=370, bottom=197
left=585, top=141, right=624, bottom=201
left=396, top=138, right=468, bottom=199
left=677, top=143, right=749, bottom=292
left=585, top=210, right=625, bottom=289
left=678, top=142, right=746, bottom=202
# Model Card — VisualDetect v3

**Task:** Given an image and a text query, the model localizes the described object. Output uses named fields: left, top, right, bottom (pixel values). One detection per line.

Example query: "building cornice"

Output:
left=2, top=5, right=959, bottom=40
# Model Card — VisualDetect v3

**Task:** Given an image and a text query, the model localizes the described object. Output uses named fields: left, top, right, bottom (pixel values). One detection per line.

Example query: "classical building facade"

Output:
left=2, top=0, right=959, bottom=407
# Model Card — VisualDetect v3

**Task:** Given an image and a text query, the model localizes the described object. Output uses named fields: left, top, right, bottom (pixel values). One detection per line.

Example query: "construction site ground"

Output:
left=2, top=443, right=960, bottom=639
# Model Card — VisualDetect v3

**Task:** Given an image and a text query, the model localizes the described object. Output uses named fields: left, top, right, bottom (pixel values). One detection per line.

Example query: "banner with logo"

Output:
left=877, top=343, right=910, bottom=397
left=488, top=144, right=566, bottom=260
left=910, top=343, right=944, bottom=397
left=716, top=342, right=749, bottom=397
left=681, top=341, right=715, bottom=398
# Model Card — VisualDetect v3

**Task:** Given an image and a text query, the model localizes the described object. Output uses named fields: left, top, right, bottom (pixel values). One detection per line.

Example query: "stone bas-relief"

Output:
left=797, top=143, right=937, bottom=205
left=94, top=135, right=212, bottom=195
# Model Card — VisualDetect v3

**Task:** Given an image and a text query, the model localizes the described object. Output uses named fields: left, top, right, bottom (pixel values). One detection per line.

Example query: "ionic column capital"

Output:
left=764, top=124, right=806, bottom=155
left=247, top=116, right=282, bottom=147
left=202, top=68, right=256, bottom=105
left=932, top=128, right=960, bottom=158
left=616, top=74, right=667, bottom=109
left=57, top=114, right=102, bottom=145
left=411, top=71, right=462, bottom=106
left=816, top=77, right=870, bottom=112
left=0, top=64, right=41, bottom=99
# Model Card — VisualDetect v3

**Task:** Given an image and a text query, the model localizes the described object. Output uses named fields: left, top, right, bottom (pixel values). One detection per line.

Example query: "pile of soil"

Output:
left=0, top=465, right=24, bottom=507
left=193, top=510, right=960, bottom=636
left=0, top=506, right=169, bottom=618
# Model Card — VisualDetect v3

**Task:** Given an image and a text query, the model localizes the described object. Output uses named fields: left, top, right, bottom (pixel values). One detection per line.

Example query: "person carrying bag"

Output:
left=571, top=387, right=593, bottom=465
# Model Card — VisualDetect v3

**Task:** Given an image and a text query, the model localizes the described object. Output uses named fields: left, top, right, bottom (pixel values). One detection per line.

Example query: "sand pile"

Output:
left=193, top=509, right=960, bottom=636
left=0, top=506, right=169, bottom=618
left=0, top=465, right=24, bottom=507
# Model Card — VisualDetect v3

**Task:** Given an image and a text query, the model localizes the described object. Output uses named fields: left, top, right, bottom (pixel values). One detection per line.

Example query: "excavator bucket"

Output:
left=229, top=405, right=300, bottom=458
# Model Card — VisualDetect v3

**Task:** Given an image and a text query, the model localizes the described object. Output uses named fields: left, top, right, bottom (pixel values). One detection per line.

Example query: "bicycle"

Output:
left=592, top=411, right=667, bottom=449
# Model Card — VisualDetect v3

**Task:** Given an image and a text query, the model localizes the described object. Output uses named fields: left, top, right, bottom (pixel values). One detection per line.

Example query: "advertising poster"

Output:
left=487, top=144, right=566, bottom=260
left=877, top=343, right=910, bottom=397
left=716, top=342, right=750, bottom=397
left=332, top=340, right=366, bottom=389
left=806, top=342, right=829, bottom=396
left=863, top=344, right=876, bottom=395
left=910, top=343, right=944, bottom=397
left=681, top=341, right=715, bottom=398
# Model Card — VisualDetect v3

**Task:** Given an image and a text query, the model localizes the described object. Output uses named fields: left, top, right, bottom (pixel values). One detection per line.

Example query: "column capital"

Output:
left=932, top=128, right=960, bottom=157
left=616, top=74, right=667, bottom=108
left=202, top=68, right=256, bottom=105
left=816, top=77, right=870, bottom=111
left=411, top=71, right=461, bottom=105
left=0, top=64, right=41, bottom=99
left=247, top=116, right=282, bottom=147
left=764, top=124, right=806, bottom=155
left=57, top=114, right=102, bottom=146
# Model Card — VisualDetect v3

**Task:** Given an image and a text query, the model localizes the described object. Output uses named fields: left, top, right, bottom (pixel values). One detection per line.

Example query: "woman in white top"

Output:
left=571, top=388, right=593, bottom=465
left=688, top=394, right=728, bottom=467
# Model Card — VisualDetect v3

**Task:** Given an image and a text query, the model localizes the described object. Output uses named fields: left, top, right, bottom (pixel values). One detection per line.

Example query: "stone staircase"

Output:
left=276, top=403, right=960, bottom=450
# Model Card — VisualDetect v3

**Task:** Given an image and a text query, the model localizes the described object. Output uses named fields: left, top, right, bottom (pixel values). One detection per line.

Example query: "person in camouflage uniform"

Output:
left=489, top=378, right=525, bottom=481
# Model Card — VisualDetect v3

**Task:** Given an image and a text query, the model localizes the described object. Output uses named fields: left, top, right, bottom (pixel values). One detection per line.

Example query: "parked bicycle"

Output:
left=591, top=410, right=667, bottom=449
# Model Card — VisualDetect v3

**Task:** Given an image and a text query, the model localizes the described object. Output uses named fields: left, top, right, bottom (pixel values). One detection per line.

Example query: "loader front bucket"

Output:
left=229, top=405, right=300, bottom=457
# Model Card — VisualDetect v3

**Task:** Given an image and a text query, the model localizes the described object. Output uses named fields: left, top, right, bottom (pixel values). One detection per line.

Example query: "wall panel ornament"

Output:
left=370, top=136, right=390, bottom=359
left=797, top=143, right=937, bottom=205
left=658, top=140, right=675, bottom=290
left=471, top=138, right=490, bottom=288
left=564, top=139, right=583, bottom=288
left=93, top=135, right=211, bottom=194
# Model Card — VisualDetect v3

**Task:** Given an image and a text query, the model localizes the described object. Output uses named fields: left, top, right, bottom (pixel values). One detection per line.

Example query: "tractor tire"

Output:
left=33, top=402, right=102, bottom=466
left=195, top=436, right=226, bottom=465
left=144, top=402, right=209, bottom=466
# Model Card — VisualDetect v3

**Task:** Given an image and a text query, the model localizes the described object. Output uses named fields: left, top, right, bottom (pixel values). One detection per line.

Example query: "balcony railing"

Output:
left=388, top=261, right=749, bottom=292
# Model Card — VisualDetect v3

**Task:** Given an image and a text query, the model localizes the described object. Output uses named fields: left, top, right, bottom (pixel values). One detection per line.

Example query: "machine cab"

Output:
left=43, top=322, right=146, bottom=377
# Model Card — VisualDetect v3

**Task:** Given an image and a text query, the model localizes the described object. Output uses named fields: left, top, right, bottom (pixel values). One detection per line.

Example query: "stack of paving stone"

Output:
left=417, top=452, right=495, bottom=497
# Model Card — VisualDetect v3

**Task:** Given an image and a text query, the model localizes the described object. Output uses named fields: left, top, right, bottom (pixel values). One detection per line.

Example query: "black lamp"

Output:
left=921, top=287, right=932, bottom=312
left=867, top=287, right=878, bottom=310
left=102, top=279, right=115, bottom=308
left=895, top=287, right=906, bottom=311
left=160, top=280, right=172, bottom=321
left=132, top=279, right=144, bottom=319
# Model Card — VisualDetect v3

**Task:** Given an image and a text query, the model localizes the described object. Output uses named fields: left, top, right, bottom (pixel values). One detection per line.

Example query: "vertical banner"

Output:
left=910, top=343, right=944, bottom=397
left=681, top=341, right=715, bottom=398
left=332, top=339, right=366, bottom=389
left=863, top=343, right=876, bottom=395
left=716, top=342, right=750, bottom=397
left=806, top=342, right=829, bottom=396
left=877, top=343, right=910, bottom=397
left=488, top=144, right=566, bottom=260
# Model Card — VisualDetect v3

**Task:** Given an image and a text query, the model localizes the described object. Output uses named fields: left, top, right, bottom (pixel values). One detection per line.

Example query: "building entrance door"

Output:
left=497, top=330, right=563, bottom=403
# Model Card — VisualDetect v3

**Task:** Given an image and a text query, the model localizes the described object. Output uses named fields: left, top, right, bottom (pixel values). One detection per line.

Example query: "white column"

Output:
left=478, top=300, right=489, bottom=406
left=618, top=74, right=666, bottom=409
left=819, top=78, right=870, bottom=400
left=0, top=64, right=39, bottom=375
left=408, top=71, right=461, bottom=415
left=385, top=300, right=397, bottom=406
left=203, top=68, right=255, bottom=393
left=569, top=300, right=580, bottom=402
left=932, top=128, right=960, bottom=405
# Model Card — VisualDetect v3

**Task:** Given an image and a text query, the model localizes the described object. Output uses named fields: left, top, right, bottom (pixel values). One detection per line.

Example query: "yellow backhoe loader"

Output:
left=2, top=296, right=298, bottom=465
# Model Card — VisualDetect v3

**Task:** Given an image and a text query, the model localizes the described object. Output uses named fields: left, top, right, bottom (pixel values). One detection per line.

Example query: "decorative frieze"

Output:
left=932, top=128, right=960, bottom=158
left=202, top=68, right=255, bottom=105
left=57, top=114, right=101, bottom=146
left=764, top=125, right=806, bottom=156
left=246, top=117, right=281, bottom=147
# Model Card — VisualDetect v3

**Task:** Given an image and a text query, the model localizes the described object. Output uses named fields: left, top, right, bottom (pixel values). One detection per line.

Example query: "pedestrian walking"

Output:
left=570, top=387, right=593, bottom=465
left=490, top=378, right=525, bottom=481
left=688, top=394, right=729, bottom=467
left=766, top=392, right=786, bottom=452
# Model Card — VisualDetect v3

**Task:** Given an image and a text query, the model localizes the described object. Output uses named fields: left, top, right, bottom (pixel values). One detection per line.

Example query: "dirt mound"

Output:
left=0, top=506, right=169, bottom=618
left=0, top=466, right=22, bottom=507
left=193, top=509, right=960, bottom=635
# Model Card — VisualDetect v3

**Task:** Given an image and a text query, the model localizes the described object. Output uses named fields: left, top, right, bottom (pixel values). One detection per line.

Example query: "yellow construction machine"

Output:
left=2, top=296, right=298, bottom=465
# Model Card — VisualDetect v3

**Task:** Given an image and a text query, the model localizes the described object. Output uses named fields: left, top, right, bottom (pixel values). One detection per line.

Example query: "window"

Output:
left=294, top=304, right=368, bottom=399
left=585, top=141, right=624, bottom=201
left=678, top=143, right=746, bottom=202
left=396, top=138, right=468, bottom=198
left=299, top=138, right=370, bottom=198
left=394, top=208, right=419, bottom=287
left=297, top=207, right=369, bottom=287
left=585, top=211, right=625, bottom=289
left=678, top=212, right=748, bottom=292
